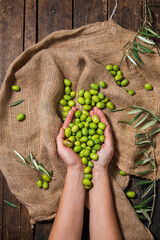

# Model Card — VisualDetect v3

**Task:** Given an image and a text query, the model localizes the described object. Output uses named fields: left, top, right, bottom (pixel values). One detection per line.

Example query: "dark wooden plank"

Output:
left=38, top=0, right=72, bottom=41
left=147, top=0, right=160, bottom=35
left=108, top=0, right=143, bottom=31
left=0, top=1, right=24, bottom=239
left=73, top=0, right=107, bottom=29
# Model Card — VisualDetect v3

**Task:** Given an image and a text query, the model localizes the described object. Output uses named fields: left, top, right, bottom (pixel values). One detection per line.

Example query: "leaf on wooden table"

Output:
left=3, top=200, right=19, bottom=208
left=9, top=99, right=24, bottom=107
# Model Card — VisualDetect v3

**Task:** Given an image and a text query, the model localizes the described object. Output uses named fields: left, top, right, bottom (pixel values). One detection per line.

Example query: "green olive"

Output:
left=110, top=71, right=116, bottom=76
left=90, top=153, right=98, bottom=161
left=94, top=139, right=100, bottom=144
left=71, top=125, right=79, bottom=133
left=92, top=114, right=100, bottom=124
left=89, top=122, right=98, bottom=129
left=91, top=100, right=96, bottom=107
left=85, top=98, right=91, bottom=105
left=17, top=113, right=25, bottom=121
left=101, top=97, right=109, bottom=103
left=60, top=99, right=68, bottom=106
left=83, top=148, right=91, bottom=157
left=78, top=97, right=85, bottom=105
left=92, top=149, right=96, bottom=153
left=43, top=181, right=49, bottom=190
left=85, top=184, right=92, bottom=190
left=74, top=145, right=82, bottom=152
left=81, top=143, right=86, bottom=149
left=63, top=112, right=68, bottom=117
left=106, top=101, right=115, bottom=110
left=82, top=127, right=89, bottom=136
left=64, top=95, right=72, bottom=101
left=68, top=136, right=76, bottom=143
left=105, top=65, right=113, bottom=71
left=78, top=89, right=85, bottom=97
left=63, top=106, right=71, bottom=112
left=86, top=117, right=92, bottom=123
left=99, top=135, right=105, bottom=143
left=82, top=157, right=88, bottom=165
left=74, top=140, right=81, bottom=146
left=37, top=180, right=43, bottom=188
left=68, top=100, right=75, bottom=107
left=115, top=75, right=123, bottom=81
left=84, top=174, right=92, bottom=180
left=116, top=81, right=121, bottom=86
left=80, top=136, right=88, bottom=142
left=93, top=144, right=101, bottom=151
left=69, top=123, right=74, bottom=128
left=76, top=130, right=82, bottom=139
left=98, top=93, right=104, bottom=100
left=64, top=79, right=71, bottom=86
left=92, top=95, right=100, bottom=103
left=78, top=123, right=84, bottom=129
left=99, top=81, right=106, bottom=88
left=128, top=90, right=135, bottom=96
left=96, top=102, right=105, bottom=109
left=84, top=91, right=91, bottom=98
left=82, top=110, right=89, bottom=116
left=83, top=105, right=92, bottom=111
left=70, top=91, right=76, bottom=98
left=145, top=83, right=153, bottom=91
left=117, top=70, right=123, bottom=75
left=83, top=178, right=92, bottom=186
left=126, top=191, right=136, bottom=198
left=65, top=86, right=71, bottom=95
left=90, top=89, right=98, bottom=95
left=63, top=118, right=66, bottom=121
left=91, top=83, right=99, bottom=91
left=97, top=128, right=104, bottom=135
left=42, top=174, right=51, bottom=182
left=65, top=128, right=71, bottom=138
left=84, top=166, right=92, bottom=174
left=92, top=134, right=99, bottom=140
left=63, top=139, right=74, bottom=148
left=80, top=114, right=87, bottom=121
left=79, top=150, right=84, bottom=157
left=88, top=161, right=94, bottom=168
left=89, top=129, right=96, bottom=135
left=11, top=85, right=20, bottom=91
left=119, top=170, right=127, bottom=176
left=75, top=118, right=81, bottom=124
left=98, top=122, right=106, bottom=130
left=87, top=140, right=94, bottom=147
left=113, top=65, right=119, bottom=71
left=121, top=79, right=128, bottom=86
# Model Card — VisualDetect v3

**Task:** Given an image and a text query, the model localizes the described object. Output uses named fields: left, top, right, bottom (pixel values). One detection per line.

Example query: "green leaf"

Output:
left=134, top=180, right=153, bottom=187
left=9, top=99, right=24, bottom=107
left=136, top=157, right=153, bottom=166
left=144, top=26, right=158, bottom=36
left=120, top=52, right=125, bottom=66
left=14, top=150, right=26, bottom=163
left=136, top=149, right=149, bottom=155
left=38, top=165, right=51, bottom=178
left=134, top=114, right=149, bottom=128
left=130, top=48, right=144, bottom=64
left=129, top=112, right=143, bottom=125
left=146, top=6, right=153, bottom=24
left=133, top=41, right=155, bottom=52
left=148, top=135, right=155, bottom=148
left=32, top=159, right=39, bottom=170
left=140, top=119, right=157, bottom=130
left=118, top=120, right=130, bottom=124
left=3, top=200, right=19, bottom=208
left=127, top=54, right=137, bottom=66
left=109, top=107, right=128, bottom=112
left=127, top=109, right=143, bottom=114
left=130, top=106, right=160, bottom=120
left=140, top=31, right=158, bottom=38
left=136, top=169, right=152, bottom=175
left=141, top=183, right=154, bottom=199
left=137, top=36, right=155, bottom=44
left=134, top=195, right=153, bottom=209
left=136, top=140, right=149, bottom=146
left=149, top=127, right=160, bottom=136
left=49, top=170, right=53, bottom=177
left=136, top=214, right=147, bottom=220
left=136, top=208, right=152, bottom=213
left=140, top=208, right=151, bottom=224
left=123, top=41, right=130, bottom=48
left=150, top=159, right=156, bottom=169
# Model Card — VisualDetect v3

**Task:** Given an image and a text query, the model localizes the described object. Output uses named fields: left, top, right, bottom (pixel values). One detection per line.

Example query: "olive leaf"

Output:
left=3, top=200, right=19, bottom=208
left=39, top=165, right=52, bottom=178
left=13, top=150, right=26, bottom=163
left=118, top=120, right=130, bottom=124
left=149, top=127, right=160, bottom=136
left=137, top=36, right=155, bottom=45
left=127, top=109, right=143, bottom=114
left=136, top=207, right=152, bottom=213
left=130, top=48, right=144, bottom=64
left=9, top=99, right=24, bottom=107
left=136, top=157, right=153, bottom=166
left=134, top=114, right=149, bottom=128
left=129, top=112, right=143, bottom=125
left=130, top=106, right=160, bottom=120
left=140, top=208, right=151, bottom=224
left=137, top=214, right=147, bottom=220
left=141, top=183, right=154, bottom=199
left=134, top=180, right=153, bottom=187
left=120, top=52, right=125, bottom=66
left=136, top=169, right=152, bottom=175
left=127, top=54, right=137, bottom=66
left=140, top=119, right=157, bottom=130
left=136, top=149, right=149, bottom=155
left=134, top=195, right=153, bottom=209
left=133, top=41, right=154, bottom=53
left=109, top=107, right=128, bottom=112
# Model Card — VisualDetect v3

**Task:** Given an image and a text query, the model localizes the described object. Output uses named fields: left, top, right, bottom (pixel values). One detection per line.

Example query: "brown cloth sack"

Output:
left=0, top=20, right=159, bottom=239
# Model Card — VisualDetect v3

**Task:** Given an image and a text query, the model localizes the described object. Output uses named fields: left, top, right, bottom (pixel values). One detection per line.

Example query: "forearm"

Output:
left=89, top=168, right=122, bottom=240
left=49, top=166, right=85, bottom=240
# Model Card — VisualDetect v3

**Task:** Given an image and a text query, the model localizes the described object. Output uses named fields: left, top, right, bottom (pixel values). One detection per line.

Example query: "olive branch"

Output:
left=115, top=106, right=160, bottom=227
left=120, top=1, right=160, bottom=67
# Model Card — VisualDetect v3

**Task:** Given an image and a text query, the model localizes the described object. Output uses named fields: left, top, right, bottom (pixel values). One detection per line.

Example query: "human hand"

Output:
left=57, top=107, right=83, bottom=170
left=90, top=107, right=114, bottom=170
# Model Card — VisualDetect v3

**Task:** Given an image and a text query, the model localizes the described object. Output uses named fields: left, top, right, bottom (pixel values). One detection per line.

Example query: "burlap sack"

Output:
left=0, top=20, right=159, bottom=239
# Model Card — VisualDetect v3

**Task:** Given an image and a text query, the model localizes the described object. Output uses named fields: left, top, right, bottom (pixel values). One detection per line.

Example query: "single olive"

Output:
left=80, top=136, right=88, bottom=142
left=83, top=148, right=91, bottom=157
left=97, top=128, right=104, bottom=135
left=89, top=122, right=98, bottom=129
left=63, top=118, right=66, bottom=121
left=11, top=85, right=20, bottom=91
left=69, top=123, right=74, bottom=128
left=78, top=97, right=85, bottom=105
left=86, top=117, right=92, bottom=123
left=75, top=118, right=81, bottom=124
left=110, top=71, right=116, bottom=76
left=86, top=146, right=91, bottom=150
left=84, top=166, right=92, bottom=174
left=71, top=125, right=79, bottom=133
left=99, top=135, right=105, bottom=143
left=106, top=101, right=115, bottom=110
left=117, top=70, right=123, bottom=75
left=84, top=91, right=91, bottom=99
left=92, top=150, right=96, bottom=153
left=90, top=153, right=98, bottom=161
left=65, top=127, right=71, bottom=138
left=92, top=115, right=100, bottom=124
left=78, top=89, right=85, bottom=97
left=68, top=100, right=75, bottom=107
left=74, top=145, right=82, bottom=153
left=68, top=136, right=76, bottom=143
left=96, top=102, right=105, bottom=109
left=79, top=150, right=84, bottom=158
left=81, top=143, right=86, bottom=149
left=82, top=157, right=88, bottom=165
left=80, top=114, right=87, bottom=121
left=84, top=122, right=89, bottom=129
left=17, top=113, right=25, bottom=121
left=89, top=128, right=96, bottom=135
left=90, top=89, right=98, bottom=95
left=92, top=95, right=100, bottom=103
left=84, top=174, right=92, bottom=180
left=43, top=181, right=49, bottom=190
left=82, top=110, right=89, bottom=116
left=83, top=178, right=92, bottom=186
left=99, top=81, right=106, bottom=88
left=128, top=90, right=135, bottom=96
left=145, top=83, right=153, bottom=91
left=83, top=105, right=92, bottom=111
left=64, top=79, right=71, bottom=86
left=85, top=184, right=92, bottom=190
left=42, top=174, right=51, bottom=182
left=91, top=83, right=99, bottom=91
left=98, top=122, right=106, bottom=130
left=65, top=86, right=71, bottom=95
left=93, top=144, right=101, bottom=151
left=37, top=180, right=43, bottom=188
left=87, top=140, right=94, bottom=147
left=91, top=100, right=96, bottom=107
left=121, top=79, right=128, bottom=87
left=64, top=95, right=72, bottom=101
left=63, top=139, right=74, bottom=148
left=60, top=99, right=68, bottom=106
left=101, top=97, right=109, bottom=103
left=119, top=170, right=127, bottom=176
left=88, top=161, right=94, bottom=168
left=113, top=65, right=119, bottom=71
left=126, top=191, right=136, bottom=198
left=98, top=93, right=105, bottom=100
left=105, top=65, right=113, bottom=71
left=116, top=81, right=121, bottom=86
left=85, top=98, right=91, bottom=105
left=70, top=91, right=76, bottom=98
left=92, top=134, right=99, bottom=141
left=63, top=106, right=71, bottom=112
left=94, top=139, right=101, bottom=144
left=82, top=127, right=89, bottom=136
left=115, top=75, right=123, bottom=81
left=78, top=123, right=84, bottom=129
left=63, top=112, right=68, bottom=118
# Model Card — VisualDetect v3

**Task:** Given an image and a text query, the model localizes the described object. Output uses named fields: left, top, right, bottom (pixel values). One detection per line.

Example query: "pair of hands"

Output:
left=57, top=106, right=114, bottom=171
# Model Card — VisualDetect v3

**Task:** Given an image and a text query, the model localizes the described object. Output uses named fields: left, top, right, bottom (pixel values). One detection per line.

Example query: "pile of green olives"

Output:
left=60, top=79, right=76, bottom=121
left=63, top=110, right=106, bottom=189
left=105, top=64, right=135, bottom=96
left=37, top=171, right=53, bottom=190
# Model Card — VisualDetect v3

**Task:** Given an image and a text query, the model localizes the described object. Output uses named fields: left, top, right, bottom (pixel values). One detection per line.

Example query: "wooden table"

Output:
left=0, top=0, right=159, bottom=239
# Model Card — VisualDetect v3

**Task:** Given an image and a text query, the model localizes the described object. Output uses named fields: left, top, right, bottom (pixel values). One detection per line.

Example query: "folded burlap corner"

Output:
left=0, top=20, right=159, bottom=239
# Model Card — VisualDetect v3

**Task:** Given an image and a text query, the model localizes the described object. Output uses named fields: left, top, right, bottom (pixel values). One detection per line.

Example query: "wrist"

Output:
left=92, top=166, right=109, bottom=182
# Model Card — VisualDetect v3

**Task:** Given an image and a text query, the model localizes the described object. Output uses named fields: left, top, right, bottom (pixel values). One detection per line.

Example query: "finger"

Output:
left=104, top=127, right=114, bottom=147
left=57, top=128, right=65, bottom=149
left=97, top=109, right=111, bottom=129
left=89, top=109, right=94, bottom=117
left=62, top=107, right=76, bottom=129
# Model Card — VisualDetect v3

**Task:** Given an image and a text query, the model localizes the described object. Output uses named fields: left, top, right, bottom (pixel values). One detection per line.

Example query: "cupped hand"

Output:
left=90, top=107, right=114, bottom=169
left=57, top=107, right=83, bottom=169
